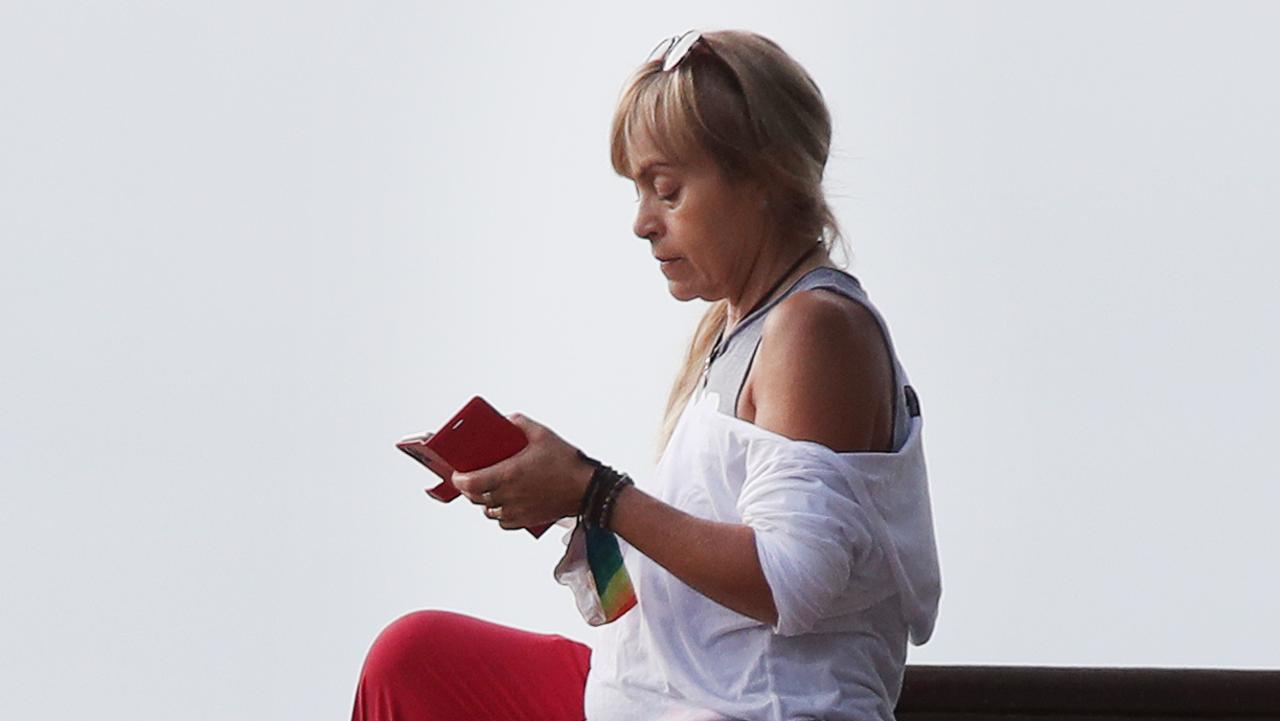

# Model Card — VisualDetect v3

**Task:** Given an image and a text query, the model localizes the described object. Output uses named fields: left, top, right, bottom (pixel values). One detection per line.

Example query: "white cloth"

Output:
left=578, top=387, right=941, bottom=721
left=552, top=517, right=616, bottom=626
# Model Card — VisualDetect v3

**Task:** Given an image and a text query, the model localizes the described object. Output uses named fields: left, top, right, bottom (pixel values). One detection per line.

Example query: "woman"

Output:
left=352, top=29, right=940, bottom=721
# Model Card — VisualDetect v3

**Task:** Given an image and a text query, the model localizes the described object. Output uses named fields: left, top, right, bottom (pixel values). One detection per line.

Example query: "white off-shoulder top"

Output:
left=578, top=380, right=941, bottom=721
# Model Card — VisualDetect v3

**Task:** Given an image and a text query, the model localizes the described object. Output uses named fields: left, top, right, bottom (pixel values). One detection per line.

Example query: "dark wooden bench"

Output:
left=895, top=665, right=1280, bottom=720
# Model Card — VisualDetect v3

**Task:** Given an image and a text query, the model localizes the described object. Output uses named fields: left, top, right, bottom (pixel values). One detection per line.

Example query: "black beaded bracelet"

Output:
left=598, top=473, right=634, bottom=530
left=575, top=449, right=604, bottom=518
left=575, top=448, right=631, bottom=530
left=584, top=464, right=624, bottom=528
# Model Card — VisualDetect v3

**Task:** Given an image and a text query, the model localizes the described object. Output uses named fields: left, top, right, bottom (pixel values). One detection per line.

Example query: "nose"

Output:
left=633, top=197, right=661, bottom=243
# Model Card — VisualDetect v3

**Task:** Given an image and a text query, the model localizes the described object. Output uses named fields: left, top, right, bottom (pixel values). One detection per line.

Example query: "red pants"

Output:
left=351, top=610, right=593, bottom=721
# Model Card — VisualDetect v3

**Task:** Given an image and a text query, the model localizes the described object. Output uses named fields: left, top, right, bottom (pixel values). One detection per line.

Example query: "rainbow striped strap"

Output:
left=553, top=519, right=637, bottom=625
left=585, top=525, right=638, bottom=622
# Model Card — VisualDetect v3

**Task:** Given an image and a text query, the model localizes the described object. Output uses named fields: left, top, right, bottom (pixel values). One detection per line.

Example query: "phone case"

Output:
left=395, top=431, right=462, bottom=502
left=402, top=395, right=552, bottom=538
left=424, top=396, right=528, bottom=474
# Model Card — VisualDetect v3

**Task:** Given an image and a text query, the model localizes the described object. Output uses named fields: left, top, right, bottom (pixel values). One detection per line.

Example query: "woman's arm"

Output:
left=608, top=482, right=779, bottom=625
left=453, top=290, right=891, bottom=627
left=604, top=290, right=894, bottom=627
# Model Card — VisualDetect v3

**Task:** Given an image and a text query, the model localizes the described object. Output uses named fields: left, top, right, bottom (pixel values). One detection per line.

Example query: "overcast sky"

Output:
left=2, top=1, right=1277, bottom=719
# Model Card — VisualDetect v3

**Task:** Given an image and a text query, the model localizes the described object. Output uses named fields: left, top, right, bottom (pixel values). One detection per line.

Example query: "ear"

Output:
left=740, top=177, right=771, bottom=212
left=748, top=181, right=779, bottom=227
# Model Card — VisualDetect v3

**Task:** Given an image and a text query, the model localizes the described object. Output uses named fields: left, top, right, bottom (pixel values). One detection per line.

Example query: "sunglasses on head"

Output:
left=645, top=29, right=712, bottom=72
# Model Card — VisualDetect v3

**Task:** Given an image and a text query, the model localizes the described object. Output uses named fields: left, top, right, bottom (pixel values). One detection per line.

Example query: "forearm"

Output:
left=607, top=483, right=779, bottom=627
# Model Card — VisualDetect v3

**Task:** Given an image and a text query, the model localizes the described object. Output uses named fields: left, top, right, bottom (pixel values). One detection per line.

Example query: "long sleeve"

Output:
left=735, top=441, right=883, bottom=637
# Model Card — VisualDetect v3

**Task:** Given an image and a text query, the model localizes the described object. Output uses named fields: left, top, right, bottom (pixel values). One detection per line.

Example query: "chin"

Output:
left=665, top=281, right=699, bottom=302
left=668, top=284, right=712, bottom=303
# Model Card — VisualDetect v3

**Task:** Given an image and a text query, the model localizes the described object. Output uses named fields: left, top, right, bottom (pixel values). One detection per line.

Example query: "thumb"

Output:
left=452, top=453, right=518, bottom=492
left=452, top=470, right=478, bottom=492
left=505, top=412, right=540, bottom=435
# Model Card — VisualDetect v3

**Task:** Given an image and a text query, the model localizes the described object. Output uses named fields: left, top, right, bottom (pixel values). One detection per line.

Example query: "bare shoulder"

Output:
left=750, top=288, right=895, bottom=453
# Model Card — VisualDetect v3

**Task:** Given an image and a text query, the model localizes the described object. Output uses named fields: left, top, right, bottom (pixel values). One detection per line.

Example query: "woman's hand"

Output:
left=451, top=413, right=596, bottom=530
left=451, top=414, right=779, bottom=626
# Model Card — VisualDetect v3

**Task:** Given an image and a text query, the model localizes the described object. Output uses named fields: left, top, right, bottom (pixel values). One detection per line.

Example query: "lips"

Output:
left=656, top=256, right=680, bottom=262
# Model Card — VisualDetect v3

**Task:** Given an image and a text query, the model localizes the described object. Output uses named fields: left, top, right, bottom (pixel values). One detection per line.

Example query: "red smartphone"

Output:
left=397, top=396, right=552, bottom=538
left=395, top=431, right=461, bottom=502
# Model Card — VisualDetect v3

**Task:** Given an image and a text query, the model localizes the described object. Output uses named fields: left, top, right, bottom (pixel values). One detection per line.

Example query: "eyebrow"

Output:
left=633, top=161, right=677, bottom=180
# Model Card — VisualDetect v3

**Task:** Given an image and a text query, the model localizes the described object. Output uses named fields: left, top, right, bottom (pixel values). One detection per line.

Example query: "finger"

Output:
left=454, top=473, right=498, bottom=503
left=452, top=472, right=476, bottom=494
left=483, top=505, right=522, bottom=531
left=460, top=482, right=500, bottom=507
left=505, top=412, right=540, bottom=439
left=454, top=454, right=520, bottom=495
left=491, top=499, right=527, bottom=530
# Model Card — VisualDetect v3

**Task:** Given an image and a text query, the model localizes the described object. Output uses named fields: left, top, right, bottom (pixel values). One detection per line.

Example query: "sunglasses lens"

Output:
left=663, top=30, right=702, bottom=72
left=646, top=37, right=675, bottom=64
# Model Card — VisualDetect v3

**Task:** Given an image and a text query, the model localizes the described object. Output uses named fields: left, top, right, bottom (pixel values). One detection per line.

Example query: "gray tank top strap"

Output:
left=700, top=266, right=921, bottom=452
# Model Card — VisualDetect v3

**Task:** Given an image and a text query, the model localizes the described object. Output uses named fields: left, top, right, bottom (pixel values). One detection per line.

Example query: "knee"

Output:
left=360, top=609, right=466, bottom=683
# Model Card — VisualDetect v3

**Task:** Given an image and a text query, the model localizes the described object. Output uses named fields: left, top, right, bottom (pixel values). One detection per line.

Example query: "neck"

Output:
left=725, top=240, right=829, bottom=333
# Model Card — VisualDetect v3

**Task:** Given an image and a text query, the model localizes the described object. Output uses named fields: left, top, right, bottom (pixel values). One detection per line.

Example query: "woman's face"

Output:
left=629, top=132, right=769, bottom=302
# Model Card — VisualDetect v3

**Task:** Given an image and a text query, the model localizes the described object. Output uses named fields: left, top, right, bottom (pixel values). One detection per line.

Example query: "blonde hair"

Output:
left=609, top=29, right=851, bottom=463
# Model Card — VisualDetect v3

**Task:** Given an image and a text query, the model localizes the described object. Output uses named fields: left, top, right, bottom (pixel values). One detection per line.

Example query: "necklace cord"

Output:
left=707, top=243, right=824, bottom=367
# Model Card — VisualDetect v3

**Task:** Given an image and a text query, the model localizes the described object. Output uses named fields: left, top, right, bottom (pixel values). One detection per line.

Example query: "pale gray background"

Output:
left=2, top=1, right=1277, bottom=719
